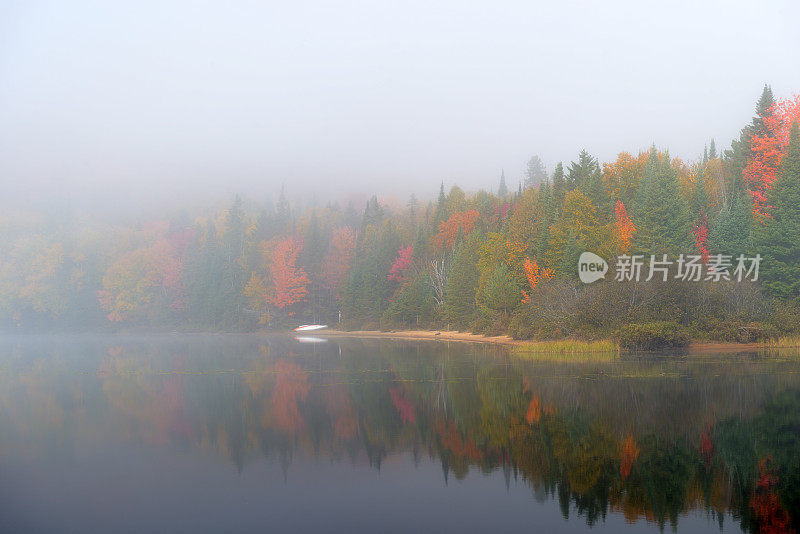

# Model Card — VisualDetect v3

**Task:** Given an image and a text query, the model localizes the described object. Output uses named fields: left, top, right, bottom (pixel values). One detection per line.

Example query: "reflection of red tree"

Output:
left=324, top=386, right=359, bottom=441
left=271, top=360, right=310, bottom=434
left=699, top=424, right=714, bottom=472
left=619, top=435, right=639, bottom=481
left=750, top=456, right=793, bottom=534
left=390, top=386, right=415, bottom=424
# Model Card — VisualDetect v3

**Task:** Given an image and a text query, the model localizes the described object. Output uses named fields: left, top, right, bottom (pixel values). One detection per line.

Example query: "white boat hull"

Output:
left=293, top=324, right=328, bottom=332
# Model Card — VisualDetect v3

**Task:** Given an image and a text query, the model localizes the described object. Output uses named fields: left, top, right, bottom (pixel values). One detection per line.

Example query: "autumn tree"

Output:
left=753, top=120, right=800, bottom=300
left=744, top=94, right=800, bottom=221
left=268, top=237, right=310, bottom=312
left=612, top=200, right=635, bottom=254
left=545, top=190, right=605, bottom=275
left=602, top=152, right=647, bottom=207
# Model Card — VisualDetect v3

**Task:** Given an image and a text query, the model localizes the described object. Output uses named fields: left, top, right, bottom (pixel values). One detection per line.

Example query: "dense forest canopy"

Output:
left=2, top=86, right=800, bottom=339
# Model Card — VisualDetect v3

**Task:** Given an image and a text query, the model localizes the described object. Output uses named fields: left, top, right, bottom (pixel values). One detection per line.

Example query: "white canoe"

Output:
left=293, top=324, right=328, bottom=332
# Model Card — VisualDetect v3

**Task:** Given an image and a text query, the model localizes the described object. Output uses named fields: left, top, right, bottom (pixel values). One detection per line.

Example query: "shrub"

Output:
left=616, top=321, right=690, bottom=351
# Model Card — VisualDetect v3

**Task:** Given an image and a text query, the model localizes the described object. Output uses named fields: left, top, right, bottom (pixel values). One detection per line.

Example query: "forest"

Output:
left=2, top=86, right=800, bottom=342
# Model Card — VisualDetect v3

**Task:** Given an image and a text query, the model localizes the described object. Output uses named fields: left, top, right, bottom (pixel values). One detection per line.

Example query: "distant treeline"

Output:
left=2, top=86, right=800, bottom=339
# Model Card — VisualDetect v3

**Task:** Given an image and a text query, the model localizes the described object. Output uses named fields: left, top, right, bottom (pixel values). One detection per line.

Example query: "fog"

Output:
left=2, top=0, right=799, bottom=212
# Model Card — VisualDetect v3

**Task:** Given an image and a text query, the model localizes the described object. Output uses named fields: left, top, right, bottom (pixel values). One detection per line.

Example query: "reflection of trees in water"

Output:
left=1, top=338, right=799, bottom=532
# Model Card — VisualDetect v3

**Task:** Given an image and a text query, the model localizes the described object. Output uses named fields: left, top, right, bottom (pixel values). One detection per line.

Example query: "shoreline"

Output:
left=315, top=329, right=522, bottom=346
left=313, top=329, right=797, bottom=353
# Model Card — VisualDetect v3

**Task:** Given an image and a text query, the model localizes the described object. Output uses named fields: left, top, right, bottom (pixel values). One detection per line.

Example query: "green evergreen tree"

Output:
left=276, top=184, right=291, bottom=233
left=536, top=179, right=556, bottom=254
left=552, top=162, right=567, bottom=208
left=434, top=182, right=447, bottom=225
left=477, top=263, right=520, bottom=314
left=633, top=150, right=691, bottom=256
left=753, top=120, right=800, bottom=300
left=724, top=85, right=775, bottom=199
left=443, top=239, right=479, bottom=328
left=342, top=221, right=400, bottom=325
left=709, top=192, right=752, bottom=256
left=498, top=170, right=509, bottom=198
left=691, top=164, right=709, bottom=217
left=383, top=275, right=435, bottom=327
left=524, top=155, right=548, bottom=189
left=568, top=150, right=609, bottom=218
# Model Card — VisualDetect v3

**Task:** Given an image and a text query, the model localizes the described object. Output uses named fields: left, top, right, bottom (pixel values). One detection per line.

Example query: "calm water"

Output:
left=0, top=335, right=799, bottom=533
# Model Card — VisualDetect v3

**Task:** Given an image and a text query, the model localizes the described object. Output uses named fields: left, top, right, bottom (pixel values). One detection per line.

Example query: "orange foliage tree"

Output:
left=613, top=200, right=635, bottom=254
left=602, top=152, right=648, bottom=205
left=268, top=237, right=310, bottom=309
left=521, top=257, right=553, bottom=303
left=433, top=209, right=479, bottom=250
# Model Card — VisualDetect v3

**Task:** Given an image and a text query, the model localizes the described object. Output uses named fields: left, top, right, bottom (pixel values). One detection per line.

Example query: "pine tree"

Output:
left=708, top=139, right=717, bottom=159
left=753, top=120, right=800, bottom=300
left=498, top=170, right=509, bottom=198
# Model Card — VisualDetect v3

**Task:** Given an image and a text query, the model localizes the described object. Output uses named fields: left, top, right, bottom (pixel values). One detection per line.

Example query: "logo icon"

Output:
left=578, top=252, right=608, bottom=284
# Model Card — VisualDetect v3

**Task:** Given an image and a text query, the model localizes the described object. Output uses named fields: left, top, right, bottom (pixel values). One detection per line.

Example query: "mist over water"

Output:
left=2, top=1, right=800, bottom=213
left=2, top=335, right=799, bottom=532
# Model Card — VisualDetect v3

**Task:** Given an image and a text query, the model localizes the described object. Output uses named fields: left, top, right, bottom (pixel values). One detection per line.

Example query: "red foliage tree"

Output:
left=744, top=95, right=800, bottom=221
left=387, top=245, right=414, bottom=283
left=692, top=213, right=710, bottom=263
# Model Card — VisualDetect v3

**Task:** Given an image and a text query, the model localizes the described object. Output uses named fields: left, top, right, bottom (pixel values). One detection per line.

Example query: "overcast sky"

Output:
left=2, top=0, right=800, bottom=212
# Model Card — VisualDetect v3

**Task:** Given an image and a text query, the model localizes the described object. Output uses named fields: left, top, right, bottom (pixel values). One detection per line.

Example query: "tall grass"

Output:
left=512, top=339, right=619, bottom=361
left=764, top=336, right=800, bottom=348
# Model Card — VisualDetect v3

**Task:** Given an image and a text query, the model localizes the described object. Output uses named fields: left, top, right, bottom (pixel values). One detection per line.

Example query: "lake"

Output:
left=0, top=335, right=798, bottom=533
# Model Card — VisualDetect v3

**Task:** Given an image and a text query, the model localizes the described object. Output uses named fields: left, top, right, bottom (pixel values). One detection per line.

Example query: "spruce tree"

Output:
left=633, top=150, right=691, bottom=256
left=753, top=120, right=800, bottom=300
left=725, top=85, right=776, bottom=199
left=498, top=170, right=508, bottom=198
left=434, top=182, right=447, bottom=224
left=524, top=155, right=548, bottom=189
left=552, top=162, right=567, bottom=208
left=443, top=239, right=480, bottom=328
left=709, top=192, right=752, bottom=256
left=567, top=150, right=609, bottom=218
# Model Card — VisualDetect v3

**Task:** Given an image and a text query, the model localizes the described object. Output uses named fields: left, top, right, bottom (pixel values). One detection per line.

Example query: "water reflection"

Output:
left=0, top=335, right=798, bottom=533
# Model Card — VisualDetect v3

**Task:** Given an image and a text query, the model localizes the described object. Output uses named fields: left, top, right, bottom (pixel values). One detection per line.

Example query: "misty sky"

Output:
left=2, top=0, right=800, bottom=212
